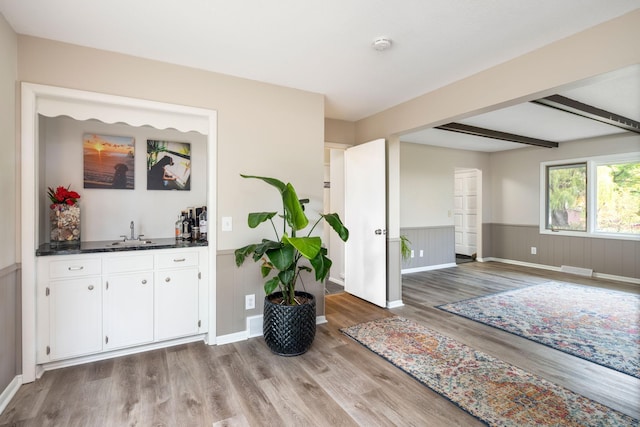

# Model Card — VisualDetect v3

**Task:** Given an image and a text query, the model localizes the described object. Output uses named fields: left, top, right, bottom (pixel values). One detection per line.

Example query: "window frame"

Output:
left=540, top=152, right=640, bottom=241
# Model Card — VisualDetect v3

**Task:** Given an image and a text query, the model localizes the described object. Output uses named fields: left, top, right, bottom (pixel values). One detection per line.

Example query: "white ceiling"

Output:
left=2, top=1, right=639, bottom=153
left=1, top=0, right=639, bottom=124
left=401, top=64, right=640, bottom=152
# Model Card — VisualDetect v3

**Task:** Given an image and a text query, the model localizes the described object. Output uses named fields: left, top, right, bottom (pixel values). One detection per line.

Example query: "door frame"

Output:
left=324, top=142, right=352, bottom=286
left=453, top=167, right=483, bottom=261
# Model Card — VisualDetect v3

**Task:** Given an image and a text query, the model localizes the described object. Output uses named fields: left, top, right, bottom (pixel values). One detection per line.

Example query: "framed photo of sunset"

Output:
left=83, top=133, right=135, bottom=189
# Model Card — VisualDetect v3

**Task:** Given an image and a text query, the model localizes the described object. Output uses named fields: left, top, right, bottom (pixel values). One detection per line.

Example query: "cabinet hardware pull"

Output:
left=141, top=279, right=147, bottom=284
left=88, top=285, right=94, bottom=290
left=46, top=346, right=50, bottom=355
left=105, top=336, right=109, bottom=344
left=46, top=287, right=50, bottom=296
left=173, top=258, right=186, bottom=262
left=165, top=277, right=171, bottom=282
left=68, top=266, right=84, bottom=271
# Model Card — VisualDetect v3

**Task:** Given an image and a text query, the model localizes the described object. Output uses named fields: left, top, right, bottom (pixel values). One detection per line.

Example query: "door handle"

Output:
left=374, top=229, right=386, bottom=235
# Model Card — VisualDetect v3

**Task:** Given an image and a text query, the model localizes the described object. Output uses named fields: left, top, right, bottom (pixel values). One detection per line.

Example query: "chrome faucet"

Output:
left=120, top=221, right=143, bottom=241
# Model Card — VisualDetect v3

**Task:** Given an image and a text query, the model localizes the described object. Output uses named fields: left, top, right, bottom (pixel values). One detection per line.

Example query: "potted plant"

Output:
left=235, top=174, right=349, bottom=356
left=400, top=234, right=412, bottom=262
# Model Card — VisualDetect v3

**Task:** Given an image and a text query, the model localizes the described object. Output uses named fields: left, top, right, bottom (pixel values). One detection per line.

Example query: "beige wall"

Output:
left=325, top=118, right=355, bottom=145
left=0, top=11, right=19, bottom=401
left=1, top=15, right=16, bottom=268
left=400, top=143, right=491, bottom=227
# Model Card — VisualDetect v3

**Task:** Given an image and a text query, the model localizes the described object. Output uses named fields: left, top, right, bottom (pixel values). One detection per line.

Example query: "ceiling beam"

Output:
left=435, top=122, right=558, bottom=148
left=532, top=94, right=640, bottom=134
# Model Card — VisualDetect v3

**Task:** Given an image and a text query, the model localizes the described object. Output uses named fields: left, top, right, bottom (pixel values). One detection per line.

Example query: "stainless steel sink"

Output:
left=107, top=239, right=157, bottom=247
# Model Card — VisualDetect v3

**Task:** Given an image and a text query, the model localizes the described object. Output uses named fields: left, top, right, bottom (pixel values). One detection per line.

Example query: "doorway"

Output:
left=454, top=168, right=482, bottom=264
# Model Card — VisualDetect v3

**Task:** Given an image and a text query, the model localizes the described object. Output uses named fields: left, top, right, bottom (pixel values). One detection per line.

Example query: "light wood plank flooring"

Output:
left=2, top=262, right=638, bottom=426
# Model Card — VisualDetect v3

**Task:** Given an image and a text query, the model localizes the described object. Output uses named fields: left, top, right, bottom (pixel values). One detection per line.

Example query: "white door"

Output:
left=454, top=169, right=478, bottom=256
left=103, top=272, right=154, bottom=350
left=344, top=138, right=387, bottom=307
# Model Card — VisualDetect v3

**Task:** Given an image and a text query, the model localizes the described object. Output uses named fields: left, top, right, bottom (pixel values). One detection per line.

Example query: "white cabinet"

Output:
left=103, top=254, right=154, bottom=350
left=49, top=276, right=103, bottom=360
left=37, top=247, right=206, bottom=365
left=37, top=256, right=103, bottom=362
left=156, top=268, right=199, bottom=340
left=155, top=250, right=200, bottom=340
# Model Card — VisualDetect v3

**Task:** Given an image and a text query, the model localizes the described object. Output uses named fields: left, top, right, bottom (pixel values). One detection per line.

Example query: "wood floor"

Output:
left=2, top=262, right=639, bottom=426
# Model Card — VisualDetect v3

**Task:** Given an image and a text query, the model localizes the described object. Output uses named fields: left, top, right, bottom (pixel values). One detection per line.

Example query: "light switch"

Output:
left=222, top=216, right=233, bottom=231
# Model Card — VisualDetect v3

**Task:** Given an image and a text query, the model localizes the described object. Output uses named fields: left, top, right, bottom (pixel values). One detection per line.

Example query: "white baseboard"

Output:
left=402, top=262, right=457, bottom=274
left=594, top=271, right=640, bottom=285
left=216, top=330, right=249, bottom=345
left=219, top=314, right=329, bottom=345
left=0, top=375, right=22, bottom=415
left=485, top=257, right=640, bottom=285
left=386, top=299, right=404, bottom=309
left=328, top=276, right=345, bottom=286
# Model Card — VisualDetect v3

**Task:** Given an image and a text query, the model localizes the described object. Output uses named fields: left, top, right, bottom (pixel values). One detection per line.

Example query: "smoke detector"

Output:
left=372, top=37, right=392, bottom=51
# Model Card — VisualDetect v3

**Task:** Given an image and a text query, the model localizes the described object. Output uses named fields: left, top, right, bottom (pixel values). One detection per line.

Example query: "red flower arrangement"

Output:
left=47, top=185, right=81, bottom=208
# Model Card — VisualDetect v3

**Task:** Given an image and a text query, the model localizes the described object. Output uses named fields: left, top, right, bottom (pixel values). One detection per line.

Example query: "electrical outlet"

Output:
left=410, top=250, right=415, bottom=258
left=419, top=250, right=424, bottom=257
left=531, top=247, right=537, bottom=255
left=245, top=294, right=255, bottom=310
left=222, top=216, right=233, bottom=231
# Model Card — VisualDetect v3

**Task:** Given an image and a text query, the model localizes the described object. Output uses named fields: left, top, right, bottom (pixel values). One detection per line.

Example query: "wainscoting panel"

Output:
left=400, top=226, right=455, bottom=270
left=488, top=224, right=640, bottom=280
left=0, top=264, right=20, bottom=399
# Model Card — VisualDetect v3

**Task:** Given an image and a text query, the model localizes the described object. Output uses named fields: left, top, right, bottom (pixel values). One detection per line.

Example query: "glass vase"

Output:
left=50, top=204, right=81, bottom=246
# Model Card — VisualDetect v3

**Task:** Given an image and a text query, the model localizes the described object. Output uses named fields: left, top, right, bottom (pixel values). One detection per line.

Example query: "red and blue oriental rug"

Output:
left=341, top=317, right=638, bottom=427
left=437, top=282, right=640, bottom=378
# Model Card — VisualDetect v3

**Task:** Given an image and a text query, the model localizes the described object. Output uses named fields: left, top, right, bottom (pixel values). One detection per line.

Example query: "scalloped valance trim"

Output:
left=32, top=84, right=213, bottom=135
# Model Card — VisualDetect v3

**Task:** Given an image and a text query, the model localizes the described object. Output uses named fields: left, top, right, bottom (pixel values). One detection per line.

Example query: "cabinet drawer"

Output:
left=156, top=251, right=199, bottom=269
left=104, top=254, right=154, bottom=274
left=49, top=258, right=101, bottom=279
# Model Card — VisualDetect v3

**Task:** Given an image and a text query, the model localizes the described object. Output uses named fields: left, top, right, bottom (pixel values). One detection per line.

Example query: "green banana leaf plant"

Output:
left=234, top=175, right=349, bottom=306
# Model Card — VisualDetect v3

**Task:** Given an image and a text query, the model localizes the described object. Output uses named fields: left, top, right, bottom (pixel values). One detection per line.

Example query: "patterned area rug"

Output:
left=341, top=317, right=638, bottom=427
left=437, top=282, right=640, bottom=378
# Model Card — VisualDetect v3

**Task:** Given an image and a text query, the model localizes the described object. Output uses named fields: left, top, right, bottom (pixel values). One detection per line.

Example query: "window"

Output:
left=541, top=154, right=640, bottom=239
left=546, top=163, right=586, bottom=231
left=596, top=161, right=640, bottom=234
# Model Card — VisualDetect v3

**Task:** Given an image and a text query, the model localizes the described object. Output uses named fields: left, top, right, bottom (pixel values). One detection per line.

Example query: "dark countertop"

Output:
left=36, top=238, right=208, bottom=256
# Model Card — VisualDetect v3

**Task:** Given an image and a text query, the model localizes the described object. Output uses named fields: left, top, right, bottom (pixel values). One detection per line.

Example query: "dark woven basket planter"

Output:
left=263, top=291, right=316, bottom=356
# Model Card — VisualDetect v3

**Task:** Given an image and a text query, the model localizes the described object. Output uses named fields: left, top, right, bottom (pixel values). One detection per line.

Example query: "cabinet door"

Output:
left=155, top=268, right=199, bottom=341
left=49, top=277, right=102, bottom=360
left=104, top=272, right=154, bottom=350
